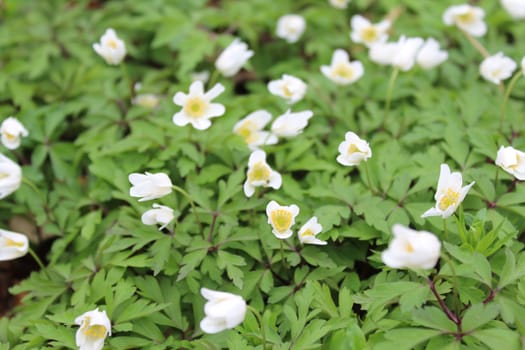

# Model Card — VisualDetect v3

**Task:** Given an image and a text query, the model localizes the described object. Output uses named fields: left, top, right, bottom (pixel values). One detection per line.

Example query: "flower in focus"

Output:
left=381, top=224, right=441, bottom=270
left=215, top=38, right=254, bottom=77
left=93, top=28, right=126, bottom=65
left=266, top=200, right=299, bottom=239
left=233, top=110, right=277, bottom=150
left=0, top=228, right=28, bottom=261
left=191, top=70, right=210, bottom=84
left=350, top=15, right=391, bottom=47
left=495, top=146, right=525, bottom=180
left=443, top=4, right=487, bottom=37
left=129, top=172, right=173, bottom=202
left=276, top=14, right=306, bottom=43
left=416, top=38, right=448, bottom=69
left=132, top=94, right=160, bottom=108
left=172, top=81, right=225, bottom=130
left=480, top=52, right=517, bottom=85
left=0, top=154, right=21, bottom=199
left=200, top=288, right=246, bottom=334
left=501, top=0, right=525, bottom=19
left=321, top=49, right=364, bottom=85
left=298, top=217, right=326, bottom=245
left=336, top=131, right=371, bottom=166
left=329, top=0, right=351, bottom=9
left=75, top=308, right=111, bottom=350
left=141, top=204, right=175, bottom=230
left=271, top=109, right=313, bottom=138
left=267, top=74, right=307, bottom=104
left=243, top=150, right=281, bottom=197
left=1, top=117, right=28, bottom=150
left=421, top=164, right=475, bottom=219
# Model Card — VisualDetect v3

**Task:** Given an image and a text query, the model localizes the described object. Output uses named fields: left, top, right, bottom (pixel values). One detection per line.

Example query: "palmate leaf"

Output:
left=373, top=328, right=441, bottom=350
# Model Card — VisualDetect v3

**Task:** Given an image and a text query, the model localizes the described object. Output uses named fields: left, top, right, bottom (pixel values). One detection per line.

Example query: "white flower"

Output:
left=271, top=109, right=313, bottom=138
left=0, top=228, right=28, bottom=261
left=421, top=164, right=475, bottom=219
left=480, top=52, right=517, bottom=85
left=266, top=200, right=299, bottom=239
left=132, top=94, right=160, bottom=108
left=233, top=110, right=278, bottom=150
left=443, top=4, right=487, bottom=37
left=75, top=308, right=111, bottom=350
left=172, top=81, right=225, bottom=130
left=200, top=288, right=246, bottom=334
left=0, top=154, right=21, bottom=199
left=350, top=15, right=391, bottom=47
left=276, top=14, right=306, bottom=43
left=329, top=0, right=351, bottom=9
left=267, top=74, right=307, bottom=104
left=336, top=131, right=372, bottom=166
left=501, top=0, right=525, bottom=19
left=369, top=36, right=424, bottom=71
left=495, top=146, right=525, bottom=180
left=141, top=204, right=175, bottom=230
left=369, top=41, right=399, bottom=66
left=191, top=70, right=210, bottom=84
left=1, top=117, right=28, bottom=150
left=298, top=217, right=326, bottom=245
left=93, top=28, right=126, bottom=65
left=129, top=172, right=173, bottom=202
left=522, top=57, right=525, bottom=74
left=321, top=49, right=364, bottom=85
left=215, top=38, right=254, bottom=77
left=416, top=38, right=448, bottom=69
left=382, top=224, right=441, bottom=270
left=243, top=150, right=282, bottom=197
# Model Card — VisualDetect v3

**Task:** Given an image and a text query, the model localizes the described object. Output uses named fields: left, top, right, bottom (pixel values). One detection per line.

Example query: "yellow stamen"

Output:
left=457, top=10, right=475, bottom=24
left=361, top=26, right=378, bottom=43
left=83, top=325, right=107, bottom=339
left=438, top=188, right=460, bottom=211
left=271, top=209, right=293, bottom=233
left=5, top=238, right=24, bottom=248
left=405, top=242, right=414, bottom=253
left=509, top=154, right=521, bottom=170
left=301, top=229, right=314, bottom=237
left=248, top=162, right=270, bottom=182
left=107, top=39, right=118, bottom=49
left=236, top=120, right=257, bottom=144
left=333, top=63, right=354, bottom=80
left=282, top=84, right=294, bottom=97
left=3, top=132, right=16, bottom=141
left=347, top=143, right=360, bottom=155
left=184, top=97, right=207, bottom=118
left=0, top=172, right=9, bottom=180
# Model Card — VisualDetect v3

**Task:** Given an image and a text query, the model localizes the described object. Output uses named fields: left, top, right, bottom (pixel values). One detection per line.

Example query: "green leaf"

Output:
left=461, top=303, right=499, bottom=332
left=469, top=327, right=520, bottom=350
left=412, top=306, right=457, bottom=332
left=374, top=328, right=441, bottom=350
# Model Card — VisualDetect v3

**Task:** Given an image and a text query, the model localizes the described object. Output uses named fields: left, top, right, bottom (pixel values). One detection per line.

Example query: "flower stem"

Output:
left=279, top=240, right=286, bottom=264
left=22, top=177, right=43, bottom=197
left=499, top=71, right=523, bottom=132
left=247, top=306, right=267, bottom=349
left=383, top=67, right=399, bottom=128
left=172, top=185, right=201, bottom=226
left=28, top=247, right=49, bottom=278
left=207, top=69, right=220, bottom=89
left=363, top=161, right=375, bottom=194
left=427, top=277, right=460, bottom=326
left=443, top=219, right=448, bottom=242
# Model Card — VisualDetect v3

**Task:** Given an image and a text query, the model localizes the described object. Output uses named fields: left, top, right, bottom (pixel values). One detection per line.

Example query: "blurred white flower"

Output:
left=0, top=228, right=28, bottom=261
left=244, top=150, right=282, bottom=197
left=215, top=38, right=254, bottom=77
left=271, top=109, right=313, bottom=138
left=93, top=28, right=126, bottom=65
left=501, top=0, right=525, bottom=19
left=350, top=15, right=391, bottom=47
left=267, top=74, right=307, bottom=104
left=276, top=14, right=306, bottom=43
left=416, top=38, right=448, bottom=69
left=443, top=4, right=487, bottom=37
left=421, top=164, right=475, bottom=219
left=298, top=217, right=326, bottom=245
left=329, top=0, right=351, bottom=9
left=172, top=81, right=225, bottom=130
left=369, top=41, right=399, bottom=66
left=321, top=49, right=364, bottom=85
left=392, top=36, right=424, bottom=71
left=1, top=117, right=28, bottom=150
left=200, top=288, right=246, bottom=334
left=266, top=200, right=299, bottom=239
left=0, top=154, right=21, bottom=199
left=191, top=70, right=210, bottom=84
left=129, top=172, right=173, bottom=202
left=132, top=94, right=160, bottom=108
left=75, top=308, right=111, bottom=350
left=141, top=203, right=175, bottom=230
left=480, top=52, right=517, bottom=84
left=382, top=224, right=441, bottom=270
left=522, top=57, right=525, bottom=74
left=495, top=146, right=525, bottom=180
left=336, top=131, right=371, bottom=166
left=233, top=110, right=277, bottom=150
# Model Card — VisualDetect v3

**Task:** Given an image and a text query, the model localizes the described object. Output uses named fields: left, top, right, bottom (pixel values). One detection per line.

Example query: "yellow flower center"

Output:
left=248, top=162, right=270, bottom=182
left=83, top=325, right=107, bottom=339
left=347, top=143, right=360, bottom=155
left=3, top=132, right=16, bottom=141
left=0, top=172, right=9, bottom=180
left=361, top=26, right=378, bottom=42
left=457, top=10, right=475, bottom=24
left=107, top=39, right=118, bottom=49
left=333, top=63, right=354, bottom=80
left=5, top=238, right=24, bottom=248
left=236, top=120, right=257, bottom=143
left=438, top=188, right=460, bottom=211
left=270, top=209, right=292, bottom=233
left=301, top=228, right=314, bottom=237
left=282, top=84, right=294, bottom=97
left=405, top=242, right=414, bottom=253
left=184, top=97, right=207, bottom=118
left=509, top=154, right=521, bottom=170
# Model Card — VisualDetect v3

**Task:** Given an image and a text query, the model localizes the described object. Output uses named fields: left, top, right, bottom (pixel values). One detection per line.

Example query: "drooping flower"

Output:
left=336, top=131, right=371, bottom=166
left=443, top=4, right=487, bottom=37
left=350, top=15, right=391, bottom=47
left=421, top=164, right=475, bottom=219
left=267, top=74, right=307, bottom=104
left=243, top=150, right=282, bottom=197
left=75, top=308, right=112, bottom=350
left=329, top=0, right=351, bottom=9
left=416, top=38, right=448, bottom=69
left=298, top=217, right=326, bottom=245
left=270, top=109, right=313, bottom=138
left=0, top=154, right=21, bottom=199
left=381, top=224, right=441, bottom=270
left=0, top=228, right=28, bottom=261
left=200, top=288, right=246, bottom=334
left=276, top=14, right=306, bottom=43
left=93, top=28, right=126, bottom=65
left=266, top=200, right=299, bottom=239
left=321, top=49, right=364, bottom=85
left=369, top=36, right=424, bottom=71
left=501, top=0, right=525, bottom=19
left=495, top=146, right=525, bottom=180
left=215, top=38, right=254, bottom=77
left=141, top=204, right=175, bottom=230
left=128, top=172, right=173, bottom=202
left=480, top=52, right=517, bottom=85
left=132, top=94, right=160, bottom=108
left=172, top=81, right=225, bottom=130
left=0, top=117, right=28, bottom=150
left=233, top=110, right=278, bottom=150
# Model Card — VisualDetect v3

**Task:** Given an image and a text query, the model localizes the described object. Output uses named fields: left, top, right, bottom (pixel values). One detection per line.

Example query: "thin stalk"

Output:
left=247, top=306, right=267, bottom=349
left=499, top=71, right=523, bottom=132
left=443, top=219, right=448, bottom=242
left=441, top=253, right=461, bottom=317
left=172, top=185, right=201, bottom=226
left=207, top=69, right=220, bottom=89
left=28, top=247, right=49, bottom=278
left=427, top=277, right=460, bottom=326
left=383, top=67, right=400, bottom=128
left=363, top=161, right=375, bottom=194
left=22, top=177, right=43, bottom=197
